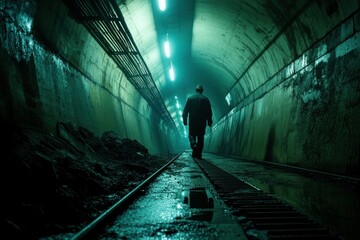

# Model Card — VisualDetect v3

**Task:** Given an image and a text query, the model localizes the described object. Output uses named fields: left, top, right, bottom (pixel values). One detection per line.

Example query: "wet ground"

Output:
left=99, top=152, right=247, bottom=239
left=203, top=152, right=360, bottom=240
left=80, top=151, right=360, bottom=239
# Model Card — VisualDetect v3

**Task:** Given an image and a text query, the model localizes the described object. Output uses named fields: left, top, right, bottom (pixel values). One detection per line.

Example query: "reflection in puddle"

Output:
left=188, top=210, right=214, bottom=222
left=182, top=187, right=215, bottom=222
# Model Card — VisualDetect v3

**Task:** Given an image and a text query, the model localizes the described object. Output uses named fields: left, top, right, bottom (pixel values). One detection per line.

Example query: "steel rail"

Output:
left=211, top=152, right=360, bottom=184
left=70, top=152, right=183, bottom=240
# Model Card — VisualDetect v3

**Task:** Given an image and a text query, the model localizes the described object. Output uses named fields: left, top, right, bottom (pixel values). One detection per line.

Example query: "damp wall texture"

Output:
left=0, top=0, right=178, bottom=154
left=205, top=4, right=360, bottom=177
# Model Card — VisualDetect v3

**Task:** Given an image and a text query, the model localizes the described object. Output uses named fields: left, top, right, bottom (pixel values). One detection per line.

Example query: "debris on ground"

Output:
left=1, top=117, right=177, bottom=239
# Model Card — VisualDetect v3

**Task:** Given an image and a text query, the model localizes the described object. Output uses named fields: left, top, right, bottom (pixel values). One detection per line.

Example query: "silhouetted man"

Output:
left=182, top=84, right=213, bottom=159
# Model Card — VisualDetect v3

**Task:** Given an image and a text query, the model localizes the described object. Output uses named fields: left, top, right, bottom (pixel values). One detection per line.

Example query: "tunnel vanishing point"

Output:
left=0, top=0, right=359, bottom=178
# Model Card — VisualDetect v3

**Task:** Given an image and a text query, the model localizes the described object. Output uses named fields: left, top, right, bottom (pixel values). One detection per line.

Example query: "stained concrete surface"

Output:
left=99, top=152, right=247, bottom=239
left=203, top=153, right=360, bottom=240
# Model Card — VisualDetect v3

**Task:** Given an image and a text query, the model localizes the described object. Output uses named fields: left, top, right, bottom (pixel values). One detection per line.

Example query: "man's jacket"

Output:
left=182, top=92, right=212, bottom=135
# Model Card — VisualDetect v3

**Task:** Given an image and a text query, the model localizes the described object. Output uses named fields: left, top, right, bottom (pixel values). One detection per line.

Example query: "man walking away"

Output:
left=182, top=84, right=213, bottom=159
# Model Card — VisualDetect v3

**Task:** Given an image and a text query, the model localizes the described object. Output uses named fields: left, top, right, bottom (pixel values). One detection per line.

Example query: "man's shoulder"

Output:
left=188, top=93, right=210, bottom=102
left=188, top=93, right=199, bottom=100
left=192, top=93, right=207, bottom=98
left=200, top=94, right=210, bottom=101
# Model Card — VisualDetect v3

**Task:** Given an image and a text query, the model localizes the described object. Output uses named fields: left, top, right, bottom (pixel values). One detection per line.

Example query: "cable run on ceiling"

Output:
left=62, top=0, right=178, bottom=131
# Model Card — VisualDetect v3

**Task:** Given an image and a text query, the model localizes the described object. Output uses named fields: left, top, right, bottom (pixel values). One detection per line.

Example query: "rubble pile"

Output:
left=1, top=117, right=175, bottom=239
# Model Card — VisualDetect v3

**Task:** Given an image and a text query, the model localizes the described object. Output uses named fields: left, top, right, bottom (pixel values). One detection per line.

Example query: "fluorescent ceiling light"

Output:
left=225, top=93, right=232, bottom=106
left=164, top=40, right=170, bottom=58
left=158, top=0, right=166, bottom=11
left=169, top=65, right=175, bottom=81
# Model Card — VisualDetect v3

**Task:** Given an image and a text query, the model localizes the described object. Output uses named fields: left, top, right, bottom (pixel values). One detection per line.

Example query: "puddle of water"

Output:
left=184, top=187, right=214, bottom=208
left=182, top=187, right=215, bottom=222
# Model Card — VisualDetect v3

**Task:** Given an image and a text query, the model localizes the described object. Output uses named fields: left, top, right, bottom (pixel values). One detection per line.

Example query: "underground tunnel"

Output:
left=1, top=0, right=360, bottom=239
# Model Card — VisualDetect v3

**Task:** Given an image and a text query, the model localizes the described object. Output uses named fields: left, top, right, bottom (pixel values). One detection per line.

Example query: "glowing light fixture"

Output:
left=169, top=64, right=175, bottom=81
left=225, top=93, right=232, bottom=106
left=158, top=0, right=166, bottom=11
left=164, top=40, right=170, bottom=58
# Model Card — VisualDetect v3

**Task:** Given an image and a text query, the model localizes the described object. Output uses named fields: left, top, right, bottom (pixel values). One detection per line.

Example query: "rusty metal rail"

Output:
left=70, top=152, right=182, bottom=240
left=194, top=158, right=344, bottom=240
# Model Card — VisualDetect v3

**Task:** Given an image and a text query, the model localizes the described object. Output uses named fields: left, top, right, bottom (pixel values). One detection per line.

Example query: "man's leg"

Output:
left=189, top=135, right=197, bottom=157
left=197, top=135, right=204, bottom=158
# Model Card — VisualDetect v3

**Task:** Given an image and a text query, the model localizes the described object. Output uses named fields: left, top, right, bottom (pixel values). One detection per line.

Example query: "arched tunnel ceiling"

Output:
left=117, top=0, right=335, bottom=130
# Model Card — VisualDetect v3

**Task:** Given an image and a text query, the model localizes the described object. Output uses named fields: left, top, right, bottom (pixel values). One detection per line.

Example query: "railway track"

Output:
left=194, top=158, right=344, bottom=240
left=70, top=152, right=345, bottom=239
left=70, top=153, right=182, bottom=240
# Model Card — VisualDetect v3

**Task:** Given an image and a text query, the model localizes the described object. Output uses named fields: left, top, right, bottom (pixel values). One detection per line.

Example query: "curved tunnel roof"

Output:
left=118, top=0, right=350, bottom=133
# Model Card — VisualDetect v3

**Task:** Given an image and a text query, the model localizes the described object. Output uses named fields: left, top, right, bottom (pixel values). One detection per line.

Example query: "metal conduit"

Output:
left=62, top=0, right=177, bottom=131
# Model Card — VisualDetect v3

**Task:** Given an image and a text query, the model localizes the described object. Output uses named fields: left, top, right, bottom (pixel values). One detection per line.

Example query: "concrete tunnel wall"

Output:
left=0, top=0, right=179, bottom=154
left=204, top=4, right=360, bottom=178
left=1, top=0, right=360, bottom=177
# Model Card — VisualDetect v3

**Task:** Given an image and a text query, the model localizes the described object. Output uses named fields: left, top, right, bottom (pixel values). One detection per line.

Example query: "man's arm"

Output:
left=182, top=99, right=190, bottom=125
left=207, top=100, right=213, bottom=127
left=208, top=118, right=213, bottom=127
